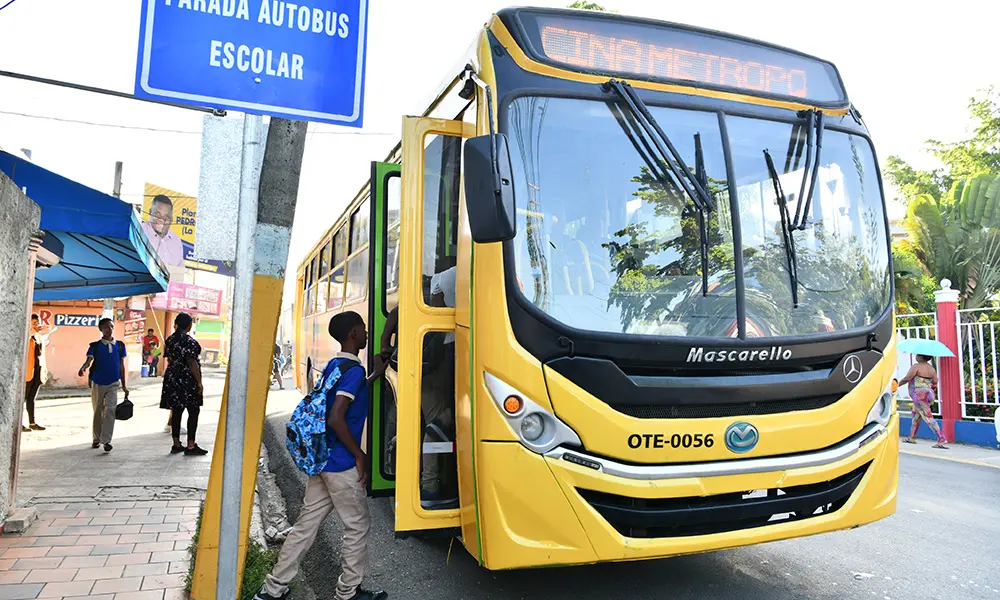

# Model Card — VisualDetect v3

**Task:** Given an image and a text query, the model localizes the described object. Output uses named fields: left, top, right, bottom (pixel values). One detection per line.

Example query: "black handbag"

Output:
left=115, top=392, right=134, bottom=420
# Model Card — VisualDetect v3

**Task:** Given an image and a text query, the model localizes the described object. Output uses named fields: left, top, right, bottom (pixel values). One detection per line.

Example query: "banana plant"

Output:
left=903, top=174, right=1000, bottom=308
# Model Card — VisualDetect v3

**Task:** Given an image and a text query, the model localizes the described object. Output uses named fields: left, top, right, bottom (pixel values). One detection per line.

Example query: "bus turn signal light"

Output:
left=891, top=379, right=899, bottom=393
left=503, top=395, right=523, bottom=415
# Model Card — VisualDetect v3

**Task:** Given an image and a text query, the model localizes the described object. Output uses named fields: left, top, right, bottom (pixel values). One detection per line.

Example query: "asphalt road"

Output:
left=262, top=410, right=1000, bottom=600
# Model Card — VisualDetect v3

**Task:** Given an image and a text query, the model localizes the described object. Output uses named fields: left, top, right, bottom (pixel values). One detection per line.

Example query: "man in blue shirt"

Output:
left=77, top=318, right=128, bottom=452
left=258, top=311, right=388, bottom=600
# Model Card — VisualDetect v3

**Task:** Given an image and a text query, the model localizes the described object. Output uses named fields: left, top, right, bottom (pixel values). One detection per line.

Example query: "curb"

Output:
left=255, top=426, right=316, bottom=600
left=256, top=443, right=293, bottom=543
left=2, top=506, right=38, bottom=533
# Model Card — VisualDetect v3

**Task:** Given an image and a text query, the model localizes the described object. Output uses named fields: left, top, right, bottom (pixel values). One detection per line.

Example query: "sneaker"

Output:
left=170, top=445, right=185, bottom=454
left=252, top=587, right=289, bottom=600
left=184, top=445, right=209, bottom=456
left=348, top=589, right=388, bottom=600
left=29, top=423, right=45, bottom=431
left=104, top=443, right=113, bottom=452
left=21, top=426, right=31, bottom=433
left=92, top=441, right=101, bottom=449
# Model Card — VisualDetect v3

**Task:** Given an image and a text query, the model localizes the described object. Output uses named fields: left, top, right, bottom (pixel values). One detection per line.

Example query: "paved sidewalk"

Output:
left=898, top=436, right=1000, bottom=469
left=0, top=499, right=198, bottom=600
left=0, top=368, right=228, bottom=600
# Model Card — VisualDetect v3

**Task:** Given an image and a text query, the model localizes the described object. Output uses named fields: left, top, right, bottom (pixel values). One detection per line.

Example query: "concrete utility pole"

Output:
left=191, top=117, right=308, bottom=600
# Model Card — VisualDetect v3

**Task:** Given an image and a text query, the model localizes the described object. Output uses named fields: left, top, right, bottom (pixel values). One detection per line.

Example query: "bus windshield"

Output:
left=506, top=96, right=890, bottom=339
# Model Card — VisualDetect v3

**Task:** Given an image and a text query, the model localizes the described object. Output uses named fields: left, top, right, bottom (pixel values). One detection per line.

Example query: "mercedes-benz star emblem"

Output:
left=725, top=422, right=759, bottom=454
left=843, top=354, right=864, bottom=384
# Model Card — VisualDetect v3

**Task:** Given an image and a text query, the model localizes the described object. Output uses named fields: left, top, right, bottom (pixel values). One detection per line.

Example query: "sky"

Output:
left=1, top=0, right=998, bottom=304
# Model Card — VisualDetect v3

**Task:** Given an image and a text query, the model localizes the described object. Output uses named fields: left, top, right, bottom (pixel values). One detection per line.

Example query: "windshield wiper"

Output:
left=791, top=110, right=825, bottom=230
left=764, top=149, right=800, bottom=308
left=694, top=133, right=710, bottom=296
left=605, top=79, right=716, bottom=296
left=604, top=79, right=715, bottom=212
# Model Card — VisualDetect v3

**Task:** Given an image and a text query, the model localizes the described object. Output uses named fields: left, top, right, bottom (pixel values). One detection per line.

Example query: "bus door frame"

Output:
left=367, top=161, right=401, bottom=496
left=393, top=116, right=476, bottom=534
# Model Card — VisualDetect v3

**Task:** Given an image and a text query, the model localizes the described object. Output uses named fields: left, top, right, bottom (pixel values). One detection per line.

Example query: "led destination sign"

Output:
left=513, top=11, right=847, bottom=105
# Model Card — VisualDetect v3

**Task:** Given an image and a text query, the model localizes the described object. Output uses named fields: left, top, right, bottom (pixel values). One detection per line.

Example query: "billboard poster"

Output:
left=124, top=312, right=147, bottom=344
left=141, top=182, right=234, bottom=276
left=149, top=282, right=223, bottom=317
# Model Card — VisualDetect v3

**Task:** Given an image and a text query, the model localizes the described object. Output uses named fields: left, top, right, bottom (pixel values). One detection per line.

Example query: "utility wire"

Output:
left=0, top=0, right=20, bottom=12
left=0, top=109, right=396, bottom=136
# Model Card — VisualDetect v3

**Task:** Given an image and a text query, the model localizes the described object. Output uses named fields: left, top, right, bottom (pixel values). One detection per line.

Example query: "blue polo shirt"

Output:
left=87, top=340, right=126, bottom=386
left=322, top=354, right=369, bottom=473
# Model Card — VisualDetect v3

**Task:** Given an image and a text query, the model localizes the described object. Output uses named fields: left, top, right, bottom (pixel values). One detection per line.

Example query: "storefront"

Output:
left=146, top=281, right=228, bottom=366
left=30, top=300, right=147, bottom=388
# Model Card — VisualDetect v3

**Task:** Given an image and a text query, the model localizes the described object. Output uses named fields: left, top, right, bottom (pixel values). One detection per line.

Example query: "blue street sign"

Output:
left=134, top=0, right=369, bottom=127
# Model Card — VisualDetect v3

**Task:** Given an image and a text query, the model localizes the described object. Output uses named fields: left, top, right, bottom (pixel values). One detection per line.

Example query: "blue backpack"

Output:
left=285, top=359, right=360, bottom=476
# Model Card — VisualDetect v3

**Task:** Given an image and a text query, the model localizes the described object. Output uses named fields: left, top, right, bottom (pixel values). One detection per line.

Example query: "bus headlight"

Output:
left=484, top=372, right=582, bottom=454
left=866, top=383, right=895, bottom=427
left=520, top=414, right=545, bottom=442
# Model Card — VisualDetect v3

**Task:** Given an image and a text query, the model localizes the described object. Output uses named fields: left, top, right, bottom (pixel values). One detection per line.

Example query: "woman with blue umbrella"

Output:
left=898, top=338, right=953, bottom=449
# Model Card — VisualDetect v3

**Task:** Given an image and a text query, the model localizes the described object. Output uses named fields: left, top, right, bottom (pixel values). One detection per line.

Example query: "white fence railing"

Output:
left=957, top=309, right=1000, bottom=422
left=896, top=309, right=999, bottom=422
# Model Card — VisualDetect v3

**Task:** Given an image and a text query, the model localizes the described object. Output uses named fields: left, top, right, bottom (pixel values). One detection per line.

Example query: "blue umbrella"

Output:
left=897, top=338, right=955, bottom=357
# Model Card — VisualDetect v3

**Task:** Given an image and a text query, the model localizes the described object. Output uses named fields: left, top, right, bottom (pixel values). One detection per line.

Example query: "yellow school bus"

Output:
left=293, top=7, right=898, bottom=570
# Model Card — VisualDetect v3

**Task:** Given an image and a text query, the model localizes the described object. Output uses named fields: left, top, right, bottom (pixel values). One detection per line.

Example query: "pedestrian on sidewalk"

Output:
left=160, top=312, right=208, bottom=456
left=256, top=311, right=388, bottom=600
left=148, top=339, right=162, bottom=377
left=142, top=328, right=160, bottom=376
left=78, top=318, right=128, bottom=452
left=272, top=342, right=284, bottom=390
left=23, top=314, right=49, bottom=432
left=900, top=354, right=949, bottom=449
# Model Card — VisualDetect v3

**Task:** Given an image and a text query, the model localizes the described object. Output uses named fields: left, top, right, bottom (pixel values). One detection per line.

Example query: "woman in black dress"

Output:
left=160, top=313, right=208, bottom=455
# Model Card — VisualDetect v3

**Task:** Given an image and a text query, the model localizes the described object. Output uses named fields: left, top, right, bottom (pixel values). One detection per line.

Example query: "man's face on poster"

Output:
left=150, top=200, right=173, bottom=236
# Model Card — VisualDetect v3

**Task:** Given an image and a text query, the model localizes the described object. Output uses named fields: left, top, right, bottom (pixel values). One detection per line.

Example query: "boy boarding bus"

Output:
left=294, top=6, right=897, bottom=570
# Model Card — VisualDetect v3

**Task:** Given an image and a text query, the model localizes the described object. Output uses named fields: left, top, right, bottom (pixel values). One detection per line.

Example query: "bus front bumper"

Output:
left=474, top=414, right=898, bottom=570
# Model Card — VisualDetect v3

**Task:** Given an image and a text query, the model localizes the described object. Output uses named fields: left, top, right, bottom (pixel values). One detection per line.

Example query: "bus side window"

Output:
left=346, top=200, right=370, bottom=305
left=329, top=226, right=347, bottom=311
left=385, top=176, right=402, bottom=312
left=422, top=134, right=461, bottom=306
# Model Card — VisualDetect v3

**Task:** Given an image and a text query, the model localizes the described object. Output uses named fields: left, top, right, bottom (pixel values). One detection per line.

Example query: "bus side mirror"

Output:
left=464, top=134, right=516, bottom=243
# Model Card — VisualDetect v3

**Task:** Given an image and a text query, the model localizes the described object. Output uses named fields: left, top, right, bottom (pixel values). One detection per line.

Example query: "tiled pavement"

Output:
left=0, top=500, right=199, bottom=600
left=0, top=369, right=230, bottom=600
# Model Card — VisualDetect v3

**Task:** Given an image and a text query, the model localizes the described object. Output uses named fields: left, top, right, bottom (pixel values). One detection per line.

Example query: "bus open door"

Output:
left=368, top=116, right=476, bottom=538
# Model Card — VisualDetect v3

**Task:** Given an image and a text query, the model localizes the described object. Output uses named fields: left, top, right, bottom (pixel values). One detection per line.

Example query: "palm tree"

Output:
left=904, top=174, right=1000, bottom=308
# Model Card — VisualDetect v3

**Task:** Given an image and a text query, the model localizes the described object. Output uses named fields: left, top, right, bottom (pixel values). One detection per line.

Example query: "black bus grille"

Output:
left=577, top=462, right=869, bottom=538
left=609, top=395, right=840, bottom=419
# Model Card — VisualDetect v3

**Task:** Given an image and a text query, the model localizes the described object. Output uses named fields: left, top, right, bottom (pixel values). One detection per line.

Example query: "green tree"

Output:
left=926, top=86, right=1000, bottom=181
left=892, top=240, right=936, bottom=314
left=568, top=1, right=608, bottom=10
left=887, top=86, right=1000, bottom=309
left=883, top=155, right=952, bottom=202
left=903, top=177, right=1000, bottom=309
left=884, top=87, right=1000, bottom=203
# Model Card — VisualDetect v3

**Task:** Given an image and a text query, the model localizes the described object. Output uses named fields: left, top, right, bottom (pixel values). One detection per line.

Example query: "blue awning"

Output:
left=0, top=151, right=169, bottom=301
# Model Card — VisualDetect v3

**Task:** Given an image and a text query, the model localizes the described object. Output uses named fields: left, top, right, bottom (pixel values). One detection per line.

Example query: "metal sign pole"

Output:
left=216, top=113, right=263, bottom=600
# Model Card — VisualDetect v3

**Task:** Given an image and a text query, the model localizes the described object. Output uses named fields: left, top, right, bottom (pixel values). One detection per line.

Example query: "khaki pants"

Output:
left=91, top=383, right=118, bottom=444
left=264, top=469, right=370, bottom=600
